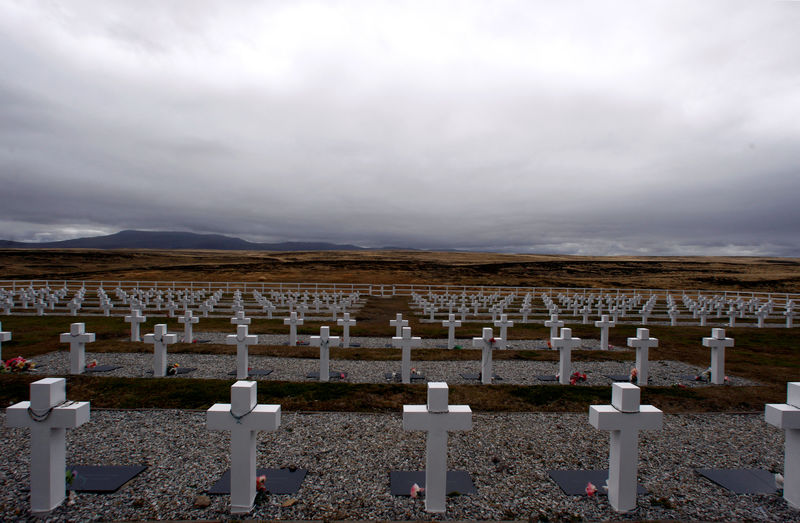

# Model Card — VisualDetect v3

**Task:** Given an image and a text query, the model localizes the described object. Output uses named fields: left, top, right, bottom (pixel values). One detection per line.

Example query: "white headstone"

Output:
left=589, top=383, right=662, bottom=512
left=123, top=309, right=147, bottom=342
left=0, top=322, right=11, bottom=360
left=393, top=326, right=422, bottom=384
left=594, top=315, right=615, bottom=350
left=143, top=324, right=178, bottom=377
left=226, top=324, right=259, bottom=379
left=390, top=313, right=408, bottom=338
left=493, top=314, right=514, bottom=350
left=765, top=382, right=800, bottom=509
left=231, top=310, right=252, bottom=326
left=701, top=328, right=734, bottom=385
left=403, top=382, right=472, bottom=513
left=207, top=381, right=281, bottom=514
left=545, top=314, right=565, bottom=340
left=283, top=312, right=304, bottom=347
left=5, top=378, right=90, bottom=514
left=472, top=327, right=500, bottom=385
left=59, top=322, right=96, bottom=374
left=310, top=326, right=340, bottom=382
left=178, top=309, right=199, bottom=343
left=552, top=327, right=581, bottom=385
left=337, top=313, right=357, bottom=348
left=442, top=314, right=462, bottom=350
left=627, top=328, right=658, bottom=386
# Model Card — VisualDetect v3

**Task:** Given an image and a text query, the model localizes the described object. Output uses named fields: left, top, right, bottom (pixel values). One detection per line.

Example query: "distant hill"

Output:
left=0, top=230, right=368, bottom=251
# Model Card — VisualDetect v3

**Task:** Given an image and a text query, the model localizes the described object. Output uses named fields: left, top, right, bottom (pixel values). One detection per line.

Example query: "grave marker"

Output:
left=5, top=378, right=90, bottom=514
left=390, top=313, right=408, bottom=338
left=59, top=322, right=96, bottom=374
left=310, top=326, right=340, bottom=382
left=402, top=382, right=472, bottom=513
left=493, top=314, right=514, bottom=350
left=545, top=314, right=565, bottom=340
left=393, top=326, right=422, bottom=384
left=143, top=324, right=178, bottom=377
left=178, top=309, right=199, bottom=343
left=283, top=312, right=304, bottom=347
left=124, top=309, right=147, bottom=342
left=472, top=327, right=500, bottom=385
left=0, top=322, right=10, bottom=360
left=207, top=381, right=281, bottom=514
left=337, top=312, right=356, bottom=348
left=594, top=315, right=615, bottom=350
left=589, top=383, right=662, bottom=512
left=701, top=328, right=734, bottom=385
left=226, top=324, right=259, bottom=379
left=627, top=328, right=658, bottom=386
left=552, top=327, right=581, bottom=385
left=442, top=314, right=461, bottom=350
left=765, top=382, right=800, bottom=509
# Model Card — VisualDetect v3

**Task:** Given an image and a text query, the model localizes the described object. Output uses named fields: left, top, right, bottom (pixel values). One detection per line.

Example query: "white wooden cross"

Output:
left=493, top=314, right=514, bottom=350
left=262, top=301, right=276, bottom=319
left=697, top=307, right=709, bottom=327
left=589, top=383, right=662, bottom=512
left=390, top=313, right=408, bottom=338
left=594, top=315, right=615, bottom=350
left=702, top=328, right=734, bottom=385
left=442, top=314, right=461, bottom=350
left=403, top=382, right=472, bottom=513
left=166, top=301, right=178, bottom=318
left=226, top=324, right=259, bottom=379
left=124, top=309, right=147, bottom=342
left=765, top=382, right=800, bottom=509
left=393, top=326, right=422, bottom=384
left=283, top=311, right=304, bottom=346
left=66, top=299, right=81, bottom=317
left=337, top=312, right=357, bottom=348
left=580, top=306, right=591, bottom=325
left=178, top=309, right=199, bottom=343
left=472, top=327, right=500, bottom=385
left=34, top=299, right=46, bottom=316
left=627, top=328, right=658, bottom=386
left=6, top=378, right=90, bottom=514
left=143, top=324, right=178, bottom=377
left=310, top=326, right=340, bottom=382
left=207, top=381, right=281, bottom=514
left=520, top=305, right=531, bottom=324
left=552, top=327, right=581, bottom=385
left=545, top=314, right=564, bottom=340
left=59, top=322, right=96, bottom=374
left=669, top=308, right=680, bottom=326
left=328, top=302, right=341, bottom=321
left=424, top=304, right=437, bottom=321
left=756, top=308, right=769, bottom=328
left=100, top=300, right=113, bottom=317
left=0, top=321, right=11, bottom=360
left=457, top=304, right=469, bottom=322
left=785, top=310, right=795, bottom=329
left=231, top=310, right=251, bottom=326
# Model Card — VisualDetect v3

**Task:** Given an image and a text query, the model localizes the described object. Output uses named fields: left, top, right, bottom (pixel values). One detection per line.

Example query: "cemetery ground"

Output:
left=2, top=250, right=800, bottom=520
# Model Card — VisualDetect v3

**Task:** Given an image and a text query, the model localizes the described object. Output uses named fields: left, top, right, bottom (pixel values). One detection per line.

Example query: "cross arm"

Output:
left=207, top=403, right=281, bottom=431
left=589, top=405, right=662, bottom=431
left=765, top=404, right=800, bottom=429
left=6, top=400, right=90, bottom=428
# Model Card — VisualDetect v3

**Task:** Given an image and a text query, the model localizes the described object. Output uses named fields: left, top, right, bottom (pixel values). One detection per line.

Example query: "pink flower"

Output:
left=256, top=475, right=267, bottom=492
left=410, top=483, right=425, bottom=498
left=585, top=482, right=597, bottom=497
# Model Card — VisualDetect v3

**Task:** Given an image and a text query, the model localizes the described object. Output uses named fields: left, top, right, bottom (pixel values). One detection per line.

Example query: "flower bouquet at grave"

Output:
left=255, top=474, right=269, bottom=504
left=569, top=371, right=588, bottom=385
left=86, top=359, right=98, bottom=369
left=2, top=356, right=36, bottom=373
left=630, top=367, right=638, bottom=384
left=166, top=363, right=180, bottom=375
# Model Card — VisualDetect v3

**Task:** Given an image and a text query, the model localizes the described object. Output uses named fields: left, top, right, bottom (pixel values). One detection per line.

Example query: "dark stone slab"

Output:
left=227, top=369, right=273, bottom=377
left=85, top=365, right=122, bottom=373
left=384, top=372, right=426, bottom=382
left=350, top=343, right=361, bottom=347
left=679, top=374, right=707, bottom=382
left=435, top=344, right=447, bottom=349
left=548, top=469, right=647, bottom=496
left=306, top=371, right=348, bottom=380
left=66, top=465, right=146, bottom=493
left=208, top=467, right=306, bottom=495
left=536, top=375, right=559, bottom=382
left=696, top=468, right=778, bottom=494
left=169, top=367, right=196, bottom=375
left=296, top=341, right=309, bottom=346
left=390, top=470, right=476, bottom=496
left=460, top=373, right=501, bottom=381
left=604, top=374, right=632, bottom=382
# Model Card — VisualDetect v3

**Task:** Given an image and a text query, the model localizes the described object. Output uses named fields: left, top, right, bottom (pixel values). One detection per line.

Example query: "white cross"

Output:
left=0, top=322, right=11, bottom=360
left=207, top=381, right=280, bottom=514
left=493, top=314, right=514, bottom=350
left=337, top=312, right=357, bottom=348
left=390, top=313, right=408, bottom=338
left=143, top=324, right=178, bottom=377
left=594, top=315, right=616, bottom=350
left=178, top=309, right=199, bottom=343
left=472, top=327, right=500, bottom=384
left=403, top=382, right=472, bottom=513
left=231, top=310, right=251, bottom=326
left=580, top=306, right=591, bottom=324
left=165, top=301, right=178, bottom=318
left=262, top=302, right=276, bottom=319
left=393, top=326, right=422, bottom=383
left=765, top=382, right=800, bottom=509
left=626, top=328, right=658, bottom=386
left=124, top=309, right=147, bottom=342
left=329, top=303, right=341, bottom=321
left=59, top=322, right=96, bottom=374
left=786, top=310, right=796, bottom=329
left=756, top=308, right=768, bottom=328
left=226, top=324, right=259, bottom=379
left=5, top=378, right=90, bottom=514
left=544, top=314, right=565, bottom=341
left=457, top=305, right=469, bottom=322
left=702, top=328, right=734, bottom=385
left=520, top=305, right=531, bottom=324
left=283, top=312, right=304, bottom=346
left=589, top=383, right=662, bottom=512
left=100, top=300, right=113, bottom=317
left=552, top=327, right=581, bottom=385
left=442, top=314, right=461, bottom=350
left=310, top=326, right=340, bottom=382
left=66, top=299, right=81, bottom=316
left=34, top=300, right=46, bottom=316
left=424, top=304, right=437, bottom=321
left=669, top=308, right=679, bottom=326
left=697, top=308, right=709, bottom=327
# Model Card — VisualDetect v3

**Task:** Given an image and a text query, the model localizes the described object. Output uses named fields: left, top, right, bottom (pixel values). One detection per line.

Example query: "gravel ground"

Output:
left=0, top=410, right=791, bottom=521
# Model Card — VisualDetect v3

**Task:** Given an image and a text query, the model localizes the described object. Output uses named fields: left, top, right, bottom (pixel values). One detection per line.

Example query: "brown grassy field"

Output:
left=1, top=249, right=800, bottom=291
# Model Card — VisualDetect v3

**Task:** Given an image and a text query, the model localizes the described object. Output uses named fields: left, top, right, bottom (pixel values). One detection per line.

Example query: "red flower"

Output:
left=585, top=482, right=597, bottom=497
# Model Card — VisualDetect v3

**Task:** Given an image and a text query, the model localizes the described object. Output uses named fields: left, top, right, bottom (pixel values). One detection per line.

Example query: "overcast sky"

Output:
left=1, top=0, right=799, bottom=255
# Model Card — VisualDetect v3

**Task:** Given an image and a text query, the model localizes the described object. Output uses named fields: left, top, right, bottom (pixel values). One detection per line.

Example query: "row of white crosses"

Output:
left=12, top=376, right=800, bottom=515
